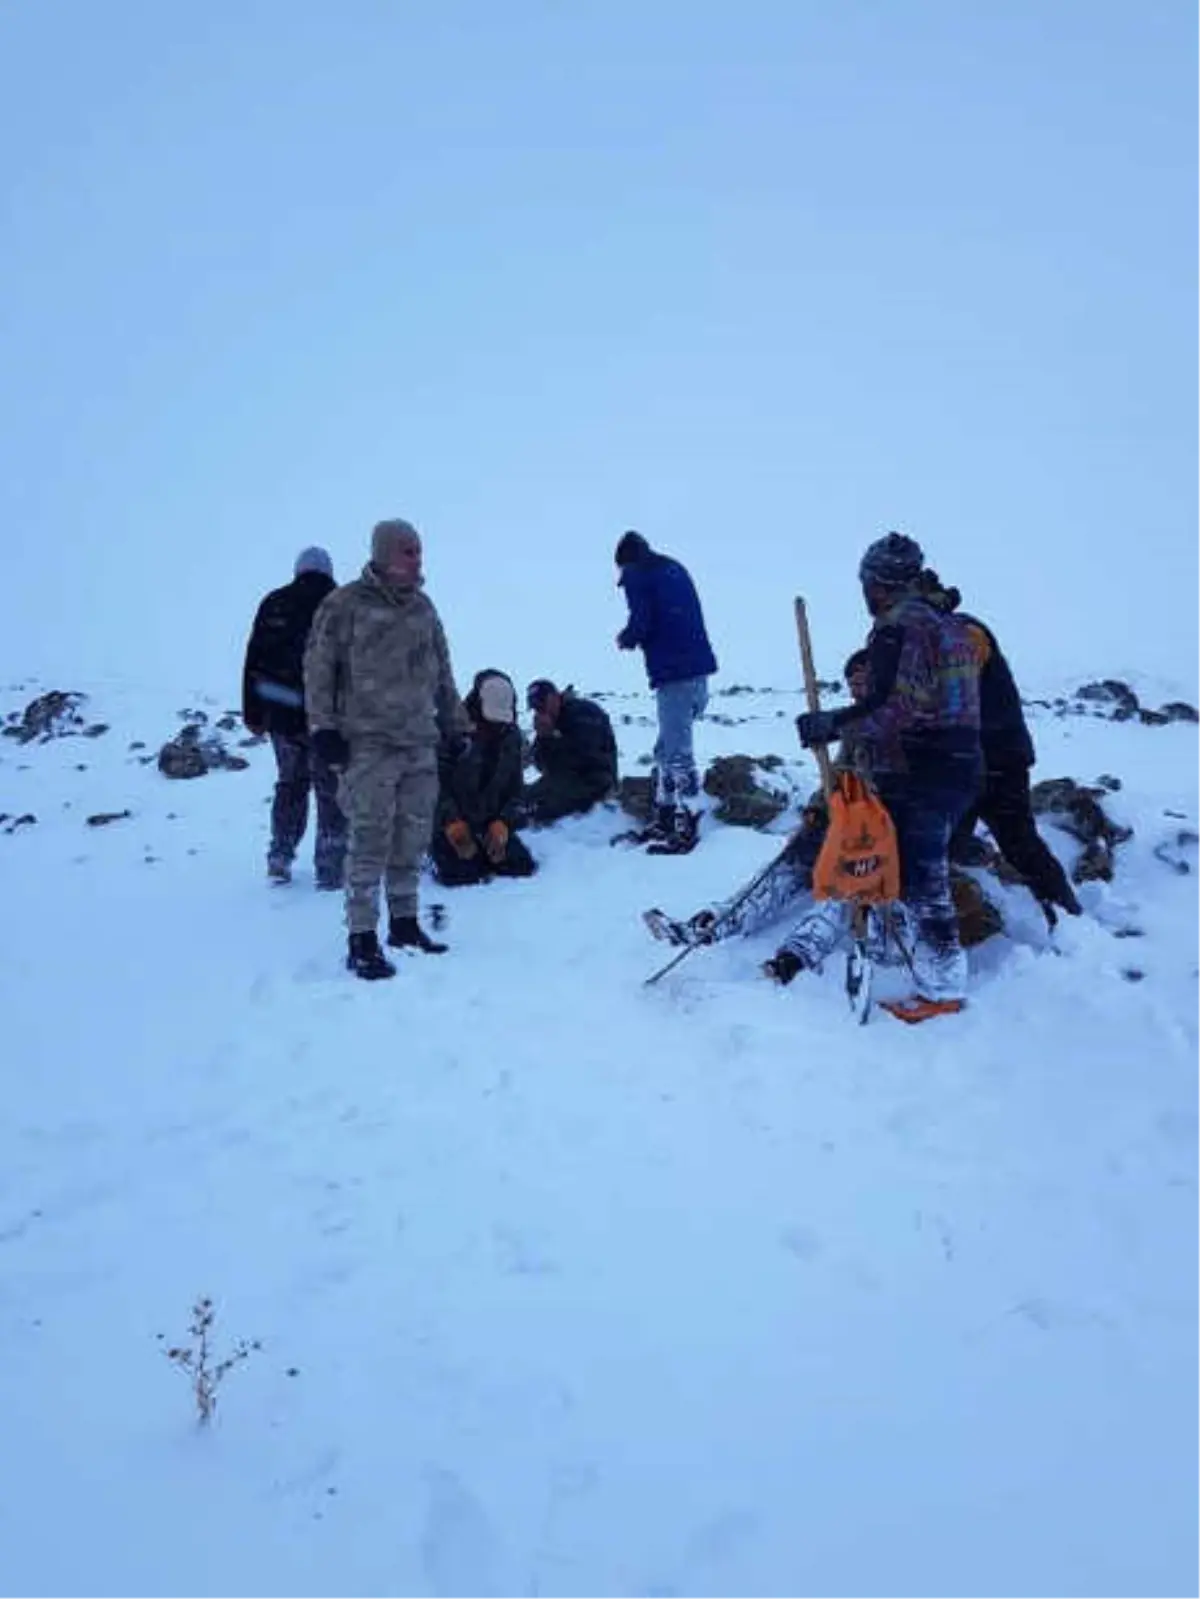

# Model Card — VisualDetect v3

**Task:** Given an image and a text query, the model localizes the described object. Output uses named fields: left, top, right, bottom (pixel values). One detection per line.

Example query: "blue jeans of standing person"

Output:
left=653, top=676, right=710, bottom=806
left=876, top=775, right=977, bottom=1003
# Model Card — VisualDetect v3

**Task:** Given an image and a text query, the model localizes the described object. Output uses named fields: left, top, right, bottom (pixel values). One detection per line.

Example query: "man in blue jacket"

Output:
left=615, top=530, right=718, bottom=853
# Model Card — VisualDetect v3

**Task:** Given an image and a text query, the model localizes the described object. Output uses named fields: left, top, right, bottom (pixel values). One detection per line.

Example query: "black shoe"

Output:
left=762, top=948, right=805, bottom=986
left=387, top=915, right=448, bottom=954
left=646, top=807, right=699, bottom=856
left=315, top=875, right=343, bottom=892
left=347, top=931, right=396, bottom=981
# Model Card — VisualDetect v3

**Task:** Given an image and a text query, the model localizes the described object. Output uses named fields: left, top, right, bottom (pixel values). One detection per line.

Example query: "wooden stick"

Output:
left=794, top=596, right=835, bottom=799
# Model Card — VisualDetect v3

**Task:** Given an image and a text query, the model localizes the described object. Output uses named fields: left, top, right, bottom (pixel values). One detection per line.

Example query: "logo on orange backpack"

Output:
left=813, top=773, right=901, bottom=906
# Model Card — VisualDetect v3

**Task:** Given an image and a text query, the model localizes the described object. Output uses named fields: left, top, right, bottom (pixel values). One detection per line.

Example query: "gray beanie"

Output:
left=294, top=545, right=334, bottom=579
left=372, top=518, right=421, bottom=564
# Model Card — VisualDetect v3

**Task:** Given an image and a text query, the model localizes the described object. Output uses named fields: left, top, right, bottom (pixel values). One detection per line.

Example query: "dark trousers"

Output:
left=269, top=731, right=347, bottom=886
left=951, top=762, right=1077, bottom=910
left=877, top=776, right=976, bottom=1002
left=524, top=773, right=609, bottom=825
left=429, top=826, right=537, bottom=887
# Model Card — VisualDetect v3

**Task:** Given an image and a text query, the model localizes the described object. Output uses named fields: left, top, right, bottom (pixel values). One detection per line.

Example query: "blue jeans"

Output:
left=653, top=677, right=709, bottom=805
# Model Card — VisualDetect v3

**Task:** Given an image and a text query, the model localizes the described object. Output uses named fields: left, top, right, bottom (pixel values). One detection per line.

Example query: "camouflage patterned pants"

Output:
left=339, top=744, right=439, bottom=933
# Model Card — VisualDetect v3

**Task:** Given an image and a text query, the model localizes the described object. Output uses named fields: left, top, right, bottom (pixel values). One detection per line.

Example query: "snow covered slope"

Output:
left=0, top=677, right=1196, bottom=1598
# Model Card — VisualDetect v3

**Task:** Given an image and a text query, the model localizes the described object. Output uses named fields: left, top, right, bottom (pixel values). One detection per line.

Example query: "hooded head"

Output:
left=858, top=531, right=924, bottom=615
left=371, top=519, right=423, bottom=588
left=465, top=669, right=518, bottom=731
left=294, top=546, right=334, bottom=580
left=614, top=530, right=651, bottom=568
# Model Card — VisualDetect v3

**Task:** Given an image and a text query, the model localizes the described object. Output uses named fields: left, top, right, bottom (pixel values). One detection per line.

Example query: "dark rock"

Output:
left=129, top=740, right=146, bottom=751
left=9, top=690, right=89, bottom=744
left=1160, top=701, right=1199, bottom=724
left=1095, top=774, right=1122, bottom=792
left=1152, top=832, right=1198, bottom=876
left=3, top=813, right=37, bottom=834
left=216, top=715, right=239, bottom=732
left=86, top=809, right=133, bottom=827
left=178, top=708, right=209, bottom=725
left=1139, top=709, right=1170, bottom=727
left=158, top=721, right=250, bottom=779
left=82, top=723, right=110, bottom=738
left=702, top=756, right=790, bottom=828
left=1031, top=776, right=1132, bottom=885
left=1076, top=680, right=1140, bottom=720
left=237, top=734, right=267, bottom=748
left=1121, top=968, right=1146, bottom=983
left=617, top=775, right=655, bottom=824
left=950, top=870, right=1005, bottom=947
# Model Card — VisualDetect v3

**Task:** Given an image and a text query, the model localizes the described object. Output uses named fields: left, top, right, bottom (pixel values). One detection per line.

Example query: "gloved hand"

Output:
left=244, top=717, right=265, bottom=738
left=484, top=819, right=509, bottom=863
left=445, top=819, right=478, bottom=860
left=796, top=710, right=841, bottom=748
left=312, top=728, right=351, bottom=769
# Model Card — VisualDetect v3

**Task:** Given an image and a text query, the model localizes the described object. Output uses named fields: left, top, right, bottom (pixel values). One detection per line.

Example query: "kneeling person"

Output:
left=431, top=670, right=537, bottom=886
left=524, top=680, right=618, bottom=823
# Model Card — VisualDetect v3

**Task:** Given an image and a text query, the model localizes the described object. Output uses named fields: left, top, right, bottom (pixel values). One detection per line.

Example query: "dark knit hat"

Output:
left=858, top=532, right=924, bottom=589
left=526, top=678, right=559, bottom=711
left=844, top=648, right=869, bottom=679
left=615, top=530, right=651, bottom=566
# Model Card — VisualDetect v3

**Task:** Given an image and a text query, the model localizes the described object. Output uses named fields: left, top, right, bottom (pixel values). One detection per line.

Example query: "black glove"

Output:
left=796, top=709, right=841, bottom=748
left=312, top=728, right=350, bottom=769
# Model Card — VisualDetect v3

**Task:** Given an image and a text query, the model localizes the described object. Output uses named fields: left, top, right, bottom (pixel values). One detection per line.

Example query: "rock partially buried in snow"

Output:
left=1075, top=680, right=1141, bottom=721
left=617, top=775, right=655, bottom=824
left=1031, top=777, right=1132, bottom=884
left=158, top=723, right=250, bottom=780
left=950, top=870, right=1005, bottom=947
left=2, top=690, right=89, bottom=744
left=703, top=756, right=790, bottom=828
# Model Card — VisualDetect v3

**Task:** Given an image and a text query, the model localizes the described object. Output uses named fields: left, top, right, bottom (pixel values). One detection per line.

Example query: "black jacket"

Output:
left=959, top=612, right=1036, bottom=769
left=242, top=571, right=336, bottom=738
left=532, top=691, right=618, bottom=798
left=438, top=727, right=526, bottom=833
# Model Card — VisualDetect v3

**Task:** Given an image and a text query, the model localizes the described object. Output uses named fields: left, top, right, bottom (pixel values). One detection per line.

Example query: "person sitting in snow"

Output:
left=242, top=546, right=347, bottom=889
left=916, top=570, right=1082, bottom=926
left=795, top=532, right=983, bottom=1023
left=430, top=669, right=537, bottom=887
left=523, top=680, right=619, bottom=824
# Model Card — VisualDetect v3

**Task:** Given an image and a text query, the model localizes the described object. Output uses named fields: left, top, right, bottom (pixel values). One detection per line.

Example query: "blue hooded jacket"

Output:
left=617, top=543, right=718, bottom=689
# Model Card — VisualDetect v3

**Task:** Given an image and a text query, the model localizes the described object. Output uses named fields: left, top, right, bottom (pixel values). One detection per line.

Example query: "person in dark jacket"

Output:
left=242, top=547, right=346, bottom=888
left=615, top=531, right=718, bottom=853
left=524, top=679, right=618, bottom=824
left=797, top=532, right=983, bottom=1022
left=918, top=571, right=1082, bottom=923
left=430, top=670, right=536, bottom=886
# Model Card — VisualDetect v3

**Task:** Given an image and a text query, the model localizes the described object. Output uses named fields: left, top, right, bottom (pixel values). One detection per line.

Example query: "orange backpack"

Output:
left=812, top=771, right=901, bottom=906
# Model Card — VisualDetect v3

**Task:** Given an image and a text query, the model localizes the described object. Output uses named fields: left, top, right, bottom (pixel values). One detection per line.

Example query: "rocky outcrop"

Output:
left=1031, top=777, right=1133, bottom=884
left=702, top=756, right=791, bottom=828
left=158, top=722, right=250, bottom=780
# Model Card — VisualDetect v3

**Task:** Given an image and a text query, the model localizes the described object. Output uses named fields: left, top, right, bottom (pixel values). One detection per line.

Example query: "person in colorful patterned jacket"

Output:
left=797, top=532, right=983, bottom=1022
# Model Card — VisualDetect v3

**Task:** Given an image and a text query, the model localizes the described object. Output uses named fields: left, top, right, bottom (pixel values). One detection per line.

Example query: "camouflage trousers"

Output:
left=339, top=743, right=439, bottom=933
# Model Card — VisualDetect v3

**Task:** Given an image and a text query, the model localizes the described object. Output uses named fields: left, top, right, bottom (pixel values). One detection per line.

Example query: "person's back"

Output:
left=555, top=693, right=618, bottom=787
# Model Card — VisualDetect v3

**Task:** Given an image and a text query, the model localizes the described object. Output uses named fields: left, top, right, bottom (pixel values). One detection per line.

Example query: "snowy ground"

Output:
left=0, top=677, right=1196, bottom=1598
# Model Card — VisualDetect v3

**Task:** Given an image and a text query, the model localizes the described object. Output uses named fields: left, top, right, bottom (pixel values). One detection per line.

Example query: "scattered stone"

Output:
left=1138, top=709, right=1170, bottom=727
left=617, top=775, right=655, bottom=824
left=703, top=755, right=790, bottom=828
left=157, top=721, right=250, bottom=779
left=1113, top=927, right=1145, bottom=939
left=129, top=741, right=146, bottom=751
left=950, top=870, right=1005, bottom=947
left=1160, top=701, right=1199, bottom=724
left=178, top=708, right=209, bottom=725
left=1095, top=774, right=1122, bottom=792
left=2, top=813, right=37, bottom=834
left=1076, top=680, right=1140, bottom=721
left=82, top=723, right=110, bottom=739
left=1152, top=831, right=1198, bottom=876
left=86, top=809, right=133, bottom=827
left=1031, top=777, right=1132, bottom=884
left=216, top=714, right=239, bottom=732
left=1121, top=968, right=1146, bottom=983
left=237, top=734, right=267, bottom=748
left=5, top=690, right=89, bottom=744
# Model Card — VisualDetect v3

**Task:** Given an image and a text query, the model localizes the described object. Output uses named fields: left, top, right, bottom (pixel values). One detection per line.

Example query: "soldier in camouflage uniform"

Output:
left=304, top=519, right=470, bottom=980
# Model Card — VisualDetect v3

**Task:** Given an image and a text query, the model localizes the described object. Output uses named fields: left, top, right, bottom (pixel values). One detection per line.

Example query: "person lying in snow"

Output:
left=429, top=669, right=537, bottom=887
left=795, top=532, right=984, bottom=1023
left=523, top=679, right=619, bottom=823
left=916, top=569, right=1082, bottom=926
left=644, top=649, right=917, bottom=978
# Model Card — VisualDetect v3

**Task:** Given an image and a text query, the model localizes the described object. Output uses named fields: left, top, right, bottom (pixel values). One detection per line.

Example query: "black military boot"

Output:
left=387, top=914, right=449, bottom=954
left=346, top=931, right=396, bottom=981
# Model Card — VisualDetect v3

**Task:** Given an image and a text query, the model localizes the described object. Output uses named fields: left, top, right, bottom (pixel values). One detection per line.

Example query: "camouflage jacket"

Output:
left=304, top=564, right=469, bottom=748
